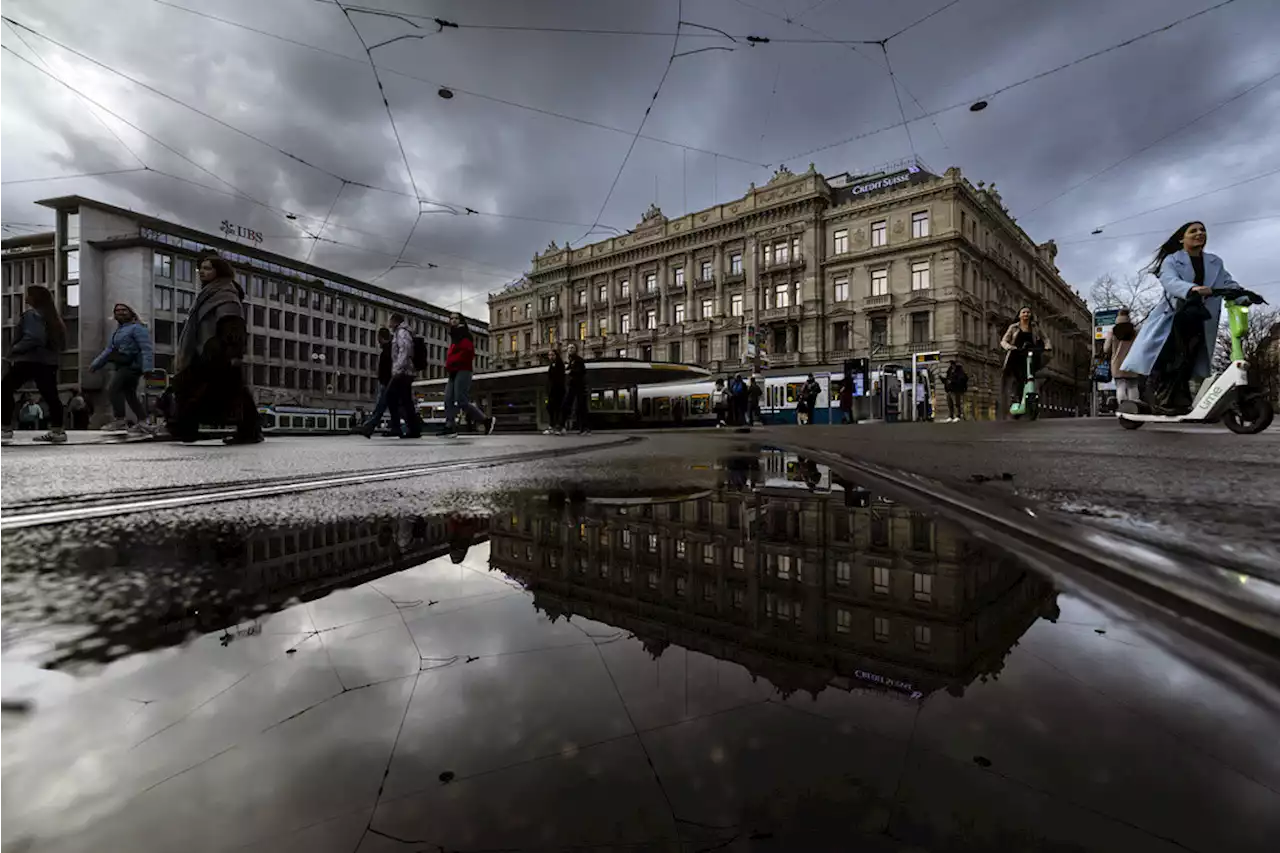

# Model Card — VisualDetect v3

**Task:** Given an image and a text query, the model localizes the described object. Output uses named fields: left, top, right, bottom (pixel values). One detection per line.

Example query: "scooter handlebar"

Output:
left=1215, top=287, right=1267, bottom=306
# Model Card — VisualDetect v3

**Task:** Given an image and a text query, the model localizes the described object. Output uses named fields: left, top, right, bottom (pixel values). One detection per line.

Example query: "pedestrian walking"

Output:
left=729, top=373, right=748, bottom=426
left=838, top=379, right=853, bottom=424
left=2, top=285, right=68, bottom=443
left=66, top=386, right=92, bottom=430
left=359, top=327, right=394, bottom=437
left=998, top=307, right=1052, bottom=420
left=943, top=359, right=969, bottom=422
left=747, top=376, right=763, bottom=425
left=1104, top=308, right=1142, bottom=407
left=387, top=313, right=424, bottom=439
left=798, top=374, right=821, bottom=425
left=713, top=378, right=728, bottom=427
left=561, top=343, right=590, bottom=434
left=544, top=346, right=565, bottom=435
left=167, top=255, right=262, bottom=444
left=90, top=303, right=155, bottom=434
left=441, top=312, right=494, bottom=437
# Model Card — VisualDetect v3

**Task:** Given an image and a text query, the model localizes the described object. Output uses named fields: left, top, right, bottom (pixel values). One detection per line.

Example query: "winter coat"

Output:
left=446, top=336, right=475, bottom=373
left=547, top=358, right=566, bottom=395
left=1121, top=251, right=1236, bottom=377
left=377, top=341, right=392, bottom=385
left=175, top=278, right=244, bottom=374
left=8, top=309, right=60, bottom=366
left=1103, top=324, right=1140, bottom=379
left=92, top=321, right=154, bottom=372
left=566, top=355, right=587, bottom=391
left=1000, top=322, right=1053, bottom=372
left=943, top=363, right=969, bottom=393
left=391, top=325, right=415, bottom=377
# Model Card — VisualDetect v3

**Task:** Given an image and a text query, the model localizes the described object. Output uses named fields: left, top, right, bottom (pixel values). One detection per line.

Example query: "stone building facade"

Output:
left=488, top=161, right=1091, bottom=417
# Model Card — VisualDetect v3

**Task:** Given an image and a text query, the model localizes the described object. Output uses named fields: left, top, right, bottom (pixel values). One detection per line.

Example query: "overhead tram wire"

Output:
left=579, top=0, right=686, bottom=245
left=1022, top=68, right=1280, bottom=219
left=773, top=0, right=1247, bottom=165
left=1, top=168, right=150, bottom=186
left=147, top=0, right=767, bottom=169
left=1055, top=214, right=1280, bottom=246
left=881, top=0, right=964, bottom=42
left=1089, top=167, right=1280, bottom=232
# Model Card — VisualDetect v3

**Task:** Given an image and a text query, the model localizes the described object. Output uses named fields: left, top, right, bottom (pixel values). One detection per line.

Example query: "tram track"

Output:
left=0, top=437, right=640, bottom=531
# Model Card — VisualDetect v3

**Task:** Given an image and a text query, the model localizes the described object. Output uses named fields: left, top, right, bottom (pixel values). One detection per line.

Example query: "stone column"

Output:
left=630, top=264, right=639, bottom=339
left=658, top=256, right=669, bottom=327
left=715, top=242, right=726, bottom=315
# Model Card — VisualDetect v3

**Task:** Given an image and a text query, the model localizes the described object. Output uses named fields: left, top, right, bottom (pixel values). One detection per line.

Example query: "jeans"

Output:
left=386, top=374, right=422, bottom=437
left=109, top=365, right=146, bottom=421
left=4, top=362, right=63, bottom=429
left=546, top=389, right=565, bottom=430
left=561, top=386, right=589, bottom=432
left=363, top=383, right=390, bottom=430
left=947, top=391, right=965, bottom=420
left=444, top=370, right=486, bottom=429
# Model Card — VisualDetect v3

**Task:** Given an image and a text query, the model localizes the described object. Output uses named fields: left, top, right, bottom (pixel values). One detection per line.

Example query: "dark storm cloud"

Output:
left=4, top=0, right=1279, bottom=319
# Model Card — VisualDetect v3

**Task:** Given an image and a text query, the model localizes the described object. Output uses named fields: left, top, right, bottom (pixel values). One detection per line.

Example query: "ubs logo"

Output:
left=220, top=219, right=264, bottom=244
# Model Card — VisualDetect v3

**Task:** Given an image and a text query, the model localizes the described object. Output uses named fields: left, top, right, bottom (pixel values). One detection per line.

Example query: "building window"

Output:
left=703, top=544, right=717, bottom=565
left=617, top=347, right=626, bottom=358
left=730, top=253, right=742, bottom=274
left=914, top=624, right=932, bottom=650
left=251, top=335, right=265, bottom=357
left=269, top=337, right=282, bottom=359
left=577, top=289, right=586, bottom=307
left=874, top=616, right=890, bottom=642
left=620, top=313, right=631, bottom=334
left=835, top=560, right=851, bottom=587
left=873, top=565, right=890, bottom=594
left=285, top=339, right=297, bottom=360
left=836, top=608, right=852, bottom=634
left=701, top=298, right=713, bottom=319
left=912, top=211, right=930, bottom=238
left=620, top=279, right=630, bottom=298
left=913, top=572, right=933, bottom=603
left=910, top=312, right=930, bottom=345
left=697, top=337, right=710, bottom=363
left=153, top=253, right=173, bottom=278
left=870, top=317, right=888, bottom=349
left=270, top=280, right=281, bottom=301
left=524, top=302, right=532, bottom=319
left=597, top=284, right=608, bottom=303
left=776, top=241, right=789, bottom=264
left=834, top=277, right=849, bottom=302
left=153, top=319, right=174, bottom=345
left=176, top=290, right=193, bottom=315
left=645, top=273, right=657, bottom=294
left=700, top=260, right=712, bottom=281
left=674, top=267, right=684, bottom=289
left=726, top=334, right=740, bottom=358
left=911, top=260, right=930, bottom=291
left=312, top=317, right=322, bottom=337
left=732, top=545, right=744, bottom=568
left=578, top=321, right=587, bottom=340
left=834, top=229, right=848, bottom=255
left=773, top=283, right=790, bottom=309
left=269, top=309, right=281, bottom=330
left=871, top=220, right=887, bottom=248
left=871, top=268, right=888, bottom=296
left=175, top=257, right=192, bottom=282
left=544, top=325, right=556, bottom=344
left=730, top=294, right=743, bottom=316
left=598, top=318, right=608, bottom=336
left=509, top=333, right=518, bottom=352
left=155, top=286, right=174, bottom=311
left=668, top=342, right=681, bottom=362
left=763, top=244, right=772, bottom=267
left=833, top=321, right=850, bottom=351
left=643, top=308, right=656, bottom=329
left=673, top=303, right=685, bottom=324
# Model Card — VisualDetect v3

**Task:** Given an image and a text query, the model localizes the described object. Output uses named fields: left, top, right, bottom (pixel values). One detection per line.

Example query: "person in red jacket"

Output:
left=441, top=313, right=496, bottom=437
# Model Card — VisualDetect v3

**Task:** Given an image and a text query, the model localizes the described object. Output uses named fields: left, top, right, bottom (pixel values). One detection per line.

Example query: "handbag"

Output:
left=1094, top=359, right=1112, bottom=383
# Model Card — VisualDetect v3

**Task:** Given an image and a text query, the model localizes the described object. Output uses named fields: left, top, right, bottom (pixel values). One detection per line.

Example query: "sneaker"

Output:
left=486, top=417, right=498, bottom=436
left=34, top=430, right=68, bottom=444
left=127, top=423, right=155, bottom=436
left=99, top=419, right=127, bottom=431
left=435, top=427, right=455, bottom=437
left=542, top=428, right=555, bottom=435
left=554, top=428, right=565, bottom=436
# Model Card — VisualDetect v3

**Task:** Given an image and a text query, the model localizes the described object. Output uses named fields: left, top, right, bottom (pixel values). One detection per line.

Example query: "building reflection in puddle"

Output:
left=491, top=449, right=1060, bottom=703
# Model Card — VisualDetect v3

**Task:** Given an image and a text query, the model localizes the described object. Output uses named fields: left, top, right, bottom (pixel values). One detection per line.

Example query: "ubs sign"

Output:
left=848, top=166, right=921, bottom=197
left=220, top=219, right=264, bottom=244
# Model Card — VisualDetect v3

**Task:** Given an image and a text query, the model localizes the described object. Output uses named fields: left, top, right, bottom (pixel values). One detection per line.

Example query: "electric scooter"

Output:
left=1009, top=346, right=1041, bottom=420
left=1117, top=287, right=1272, bottom=434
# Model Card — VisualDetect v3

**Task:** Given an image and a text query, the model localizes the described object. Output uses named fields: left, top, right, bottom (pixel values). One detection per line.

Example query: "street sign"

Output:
left=913, top=351, right=940, bottom=365
left=1094, top=307, right=1121, bottom=340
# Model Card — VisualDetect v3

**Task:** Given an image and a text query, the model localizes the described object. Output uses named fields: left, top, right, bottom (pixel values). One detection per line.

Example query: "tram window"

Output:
left=259, top=412, right=276, bottom=429
left=690, top=394, right=710, bottom=415
left=618, top=388, right=633, bottom=412
left=279, top=415, right=292, bottom=429
left=656, top=398, right=671, bottom=417
left=317, top=417, right=329, bottom=430
left=337, top=417, right=348, bottom=430
left=602, top=389, right=617, bottom=411
left=785, top=383, right=802, bottom=404
left=641, top=398, right=652, bottom=417
left=589, top=391, right=603, bottom=411
left=305, top=416, right=316, bottom=429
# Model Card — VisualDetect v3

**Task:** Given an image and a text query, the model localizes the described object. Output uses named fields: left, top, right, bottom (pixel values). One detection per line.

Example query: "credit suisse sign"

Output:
left=848, top=166, right=921, bottom=197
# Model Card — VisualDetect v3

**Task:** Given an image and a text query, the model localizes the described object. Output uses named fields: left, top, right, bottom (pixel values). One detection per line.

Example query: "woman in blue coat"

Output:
left=1121, top=221, right=1236, bottom=413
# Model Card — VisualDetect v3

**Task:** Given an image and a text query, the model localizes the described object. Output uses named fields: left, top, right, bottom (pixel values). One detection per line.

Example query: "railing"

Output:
left=686, top=318, right=712, bottom=334
left=723, top=272, right=746, bottom=284
left=695, top=276, right=716, bottom=289
left=759, top=305, right=801, bottom=322
left=863, top=293, right=893, bottom=310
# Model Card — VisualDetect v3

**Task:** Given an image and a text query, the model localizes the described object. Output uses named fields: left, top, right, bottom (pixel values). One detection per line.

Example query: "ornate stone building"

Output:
left=489, top=160, right=1091, bottom=417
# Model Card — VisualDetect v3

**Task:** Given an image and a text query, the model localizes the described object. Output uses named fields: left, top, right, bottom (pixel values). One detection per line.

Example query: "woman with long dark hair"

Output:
left=998, top=306, right=1052, bottom=420
left=3, top=285, right=67, bottom=443
left=1120, top=221, right=1236, bottom=414
left=166, top=254, right=262, bottom=443
left=441, top=312, right=495, bottom=437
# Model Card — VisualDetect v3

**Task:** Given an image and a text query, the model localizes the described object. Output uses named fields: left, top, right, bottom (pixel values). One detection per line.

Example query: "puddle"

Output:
left=3, top=449, right=1279, bottom=853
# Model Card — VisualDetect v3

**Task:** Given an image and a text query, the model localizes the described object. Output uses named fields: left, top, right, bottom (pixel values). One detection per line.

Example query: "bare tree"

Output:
left=1089, top=272, right=1163, bottom=323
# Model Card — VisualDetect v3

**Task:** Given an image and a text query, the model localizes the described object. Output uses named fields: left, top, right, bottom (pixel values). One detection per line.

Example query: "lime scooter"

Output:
left=1117, top=287, right=1272, bottom=434
left=1009, top=345, right=1042, bottom=420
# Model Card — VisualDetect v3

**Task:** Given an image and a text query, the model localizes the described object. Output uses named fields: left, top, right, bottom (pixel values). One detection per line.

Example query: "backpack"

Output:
left=411, top=336, right=428, bottom=372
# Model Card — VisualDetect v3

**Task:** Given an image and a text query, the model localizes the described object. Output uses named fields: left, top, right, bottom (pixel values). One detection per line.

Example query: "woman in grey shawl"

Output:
left=167, top=254, right=262, bottom=443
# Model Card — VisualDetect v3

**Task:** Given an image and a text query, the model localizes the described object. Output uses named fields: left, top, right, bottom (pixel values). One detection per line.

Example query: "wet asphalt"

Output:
left=2, top=426, right=1279, bottom=852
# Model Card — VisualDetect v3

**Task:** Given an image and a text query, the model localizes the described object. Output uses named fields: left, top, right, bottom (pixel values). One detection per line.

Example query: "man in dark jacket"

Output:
left=544, top=346, right=566, bottom=434
left=747, top=376, right=763, bottom=425
left=561, top=343, right=589, bottom=434
left=728, top=373, right=748, bottom=426
left=943, top=359, right=969, bottom=422
left=359, top=327, right=394, bottom=437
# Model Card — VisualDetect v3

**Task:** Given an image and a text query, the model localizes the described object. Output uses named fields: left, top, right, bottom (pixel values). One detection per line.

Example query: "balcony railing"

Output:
left=686, top=318, right=712, bottom=334
left=536, top=305, right=561, bottom=319
left=723, top=272, right=746, bottom=284
left=759, top=305, right=802, bottom=322
left=863, top=293, right=893, bottom=310
left=694, top=276, right=716, bottom=289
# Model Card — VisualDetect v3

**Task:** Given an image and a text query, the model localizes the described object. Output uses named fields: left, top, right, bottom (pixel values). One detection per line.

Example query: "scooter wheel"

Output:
left=1223, top=396, right=1273, bottom=434
left=1118, top=417, right=1143, bottom=430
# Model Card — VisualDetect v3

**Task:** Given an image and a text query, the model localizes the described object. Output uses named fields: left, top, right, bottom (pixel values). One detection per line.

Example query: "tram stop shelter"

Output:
left=413, top=359, right=712, bottom=430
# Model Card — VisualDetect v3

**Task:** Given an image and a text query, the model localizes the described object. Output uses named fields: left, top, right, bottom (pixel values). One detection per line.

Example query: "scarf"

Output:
left=175, top=277, right=244, bottom=374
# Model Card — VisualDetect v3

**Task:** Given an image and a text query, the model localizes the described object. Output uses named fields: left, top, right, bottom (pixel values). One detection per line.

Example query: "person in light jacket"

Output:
left=1103, top=308, right=1141, bottom=406
left=387, top=314, right=423, bottom=439
left=91, top=303, right=155, bottom=433
left=998, top=307, right=1052, bottom=420
left=2, top=285, right=67, bottom=443
left=1120, top=221, right=1237, bottom=414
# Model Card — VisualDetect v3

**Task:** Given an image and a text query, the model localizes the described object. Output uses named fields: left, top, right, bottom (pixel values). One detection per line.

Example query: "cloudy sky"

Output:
left=3, top=0, right=1278, bottom=320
